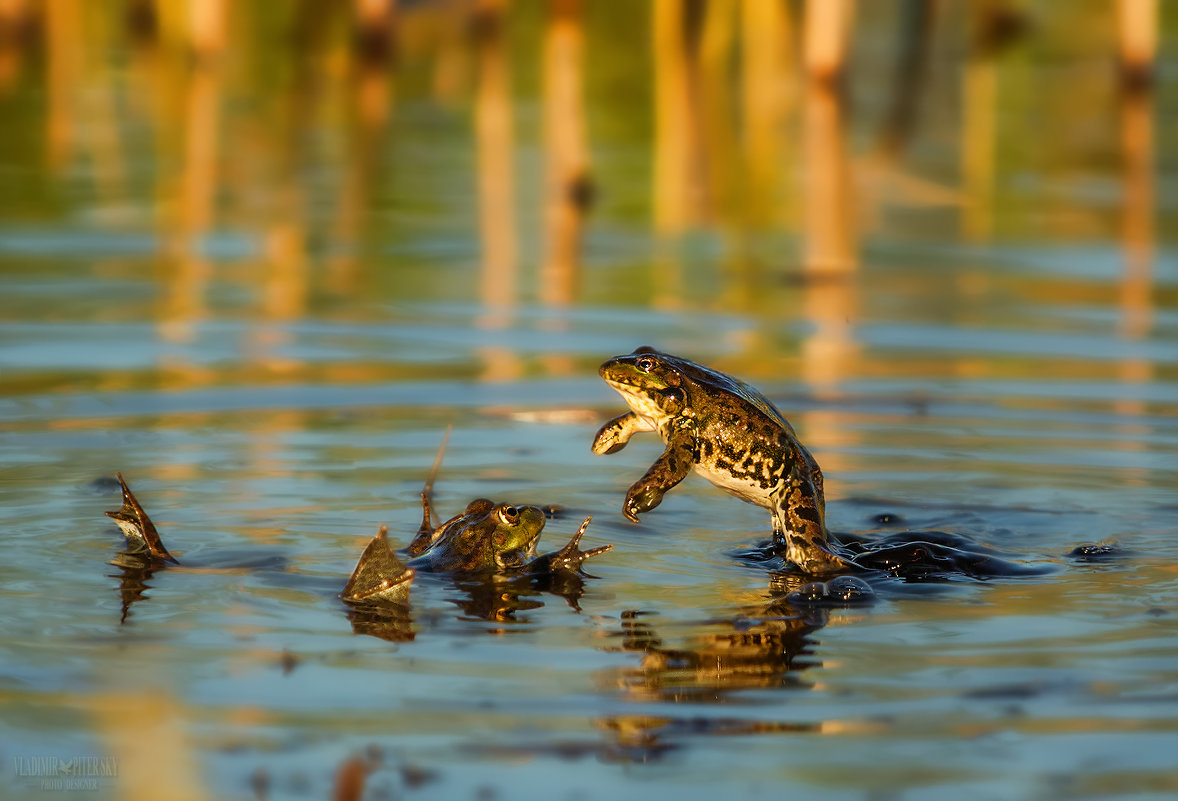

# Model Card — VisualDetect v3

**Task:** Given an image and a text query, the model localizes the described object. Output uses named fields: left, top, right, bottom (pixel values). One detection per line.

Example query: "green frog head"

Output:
left=596, top=346, right=690, bottom=426
left=414, top=499, right=548, bottom=573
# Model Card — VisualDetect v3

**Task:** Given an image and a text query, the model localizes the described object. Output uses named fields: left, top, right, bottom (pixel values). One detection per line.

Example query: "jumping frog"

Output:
left=340, top=494, right=611, bottom=603
left=592, top=346, right=847, bottom=574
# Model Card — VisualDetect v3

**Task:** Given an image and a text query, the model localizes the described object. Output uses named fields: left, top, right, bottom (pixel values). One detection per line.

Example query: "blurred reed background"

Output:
left=1, top=0, right=1168, bottom=482
left=0, top=0, right=1163, bottom=313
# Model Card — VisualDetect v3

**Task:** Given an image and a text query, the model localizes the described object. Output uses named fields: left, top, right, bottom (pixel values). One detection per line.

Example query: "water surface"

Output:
left=1, top=3, right=1176, bottom=800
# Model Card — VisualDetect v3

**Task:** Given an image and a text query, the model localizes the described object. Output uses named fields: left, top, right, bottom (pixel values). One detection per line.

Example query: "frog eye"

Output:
left=499, top=505, right=520, bottom=525
left=636, top=356, right=657, bottom=372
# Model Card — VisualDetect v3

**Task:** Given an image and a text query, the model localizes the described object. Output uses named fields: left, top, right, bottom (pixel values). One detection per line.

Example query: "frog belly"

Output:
left=691, top=463, right=776, bottom=509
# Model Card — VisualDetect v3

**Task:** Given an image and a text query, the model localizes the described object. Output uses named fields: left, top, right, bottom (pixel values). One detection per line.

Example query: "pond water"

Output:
left=1, top=3, right=1176, bottom=800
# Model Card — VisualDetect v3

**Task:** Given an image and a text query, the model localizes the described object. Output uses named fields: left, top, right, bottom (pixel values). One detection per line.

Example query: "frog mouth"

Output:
left=495, top=534, right=542, bottom=571
left=601, top=372, right=660, bottom=393
left=603, top=382, right=667, bottom=424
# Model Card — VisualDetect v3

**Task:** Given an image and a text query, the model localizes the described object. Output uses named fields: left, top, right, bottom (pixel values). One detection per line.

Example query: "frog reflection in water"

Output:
left=593, top=347, right=1055, bottom=581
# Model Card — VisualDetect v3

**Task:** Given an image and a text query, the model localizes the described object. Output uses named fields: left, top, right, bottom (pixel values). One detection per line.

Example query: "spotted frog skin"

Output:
left=592, top=347, right=847, bottom=574
left=342, top=495, right=610, bottom=603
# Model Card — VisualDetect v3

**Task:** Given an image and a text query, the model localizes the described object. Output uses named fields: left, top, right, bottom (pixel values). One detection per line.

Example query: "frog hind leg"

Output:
left=771, top=479, right=846, bottom=574
left=106, top=473, right=179, bottom=565
left=529, top=516, right=613, bottom=573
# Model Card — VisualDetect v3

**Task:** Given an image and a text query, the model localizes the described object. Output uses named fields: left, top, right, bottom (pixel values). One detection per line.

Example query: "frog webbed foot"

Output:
left=341, top=526, right=416, bottom=603
left=531, top=516, right=613, bottom=573
left=623, top=483, right=665, bottom=522
left=620, top=435, right=693, bottom=523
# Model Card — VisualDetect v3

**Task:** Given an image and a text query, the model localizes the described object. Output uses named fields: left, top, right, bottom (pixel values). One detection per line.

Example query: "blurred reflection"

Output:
left=346, top=570, right=598, bottom=640
left=801, top=0, right=855, bottom=275
left=1116, top=0, right=1156, bottom=91
left=109, top=554, right=160, bottom=625
left=346, top=600, right=416, bottom=643
left=329, top=0, right=398, bottom=290
left=45, top=0, right=81, bottom=170
left=160, top=3, right=224, bottom=345
left=603, top=590, right=833, bottom=703
left=0, top=0, right=35, bottom=93
left=90, top=690, right=210, bottom=801
left=960, top=36, right=994, bottom=241
left=354, top=0, right=398, bottom=65
left=652, top=0, right=706, bottom=234
left=541, top=0, right=591, bottom=307
left=450, top=575, right=543, bottom=623
left=1116, top=1, right=1156, bottom=421
left=1119, top=91, right=1154, bottom=344
left=873, top=0, right=935, bottom=162
left=472, top=0, right=524, bottom=381
left=961, top=1, right=1028, bottom=242
left=697, top=0, right=736, bottom=225
left=187, top=0, right=226, bottom=60
left=740, top=0, right=796, bottom=228
left=598, top=712, right=821, bottom=763
left=797, top=0, right=859, bottom=429
left=474, top=0, right=517, bottom=315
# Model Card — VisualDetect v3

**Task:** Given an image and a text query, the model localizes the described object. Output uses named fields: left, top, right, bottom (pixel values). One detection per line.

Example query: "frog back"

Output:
left=664, top=353, right=798, bottom=435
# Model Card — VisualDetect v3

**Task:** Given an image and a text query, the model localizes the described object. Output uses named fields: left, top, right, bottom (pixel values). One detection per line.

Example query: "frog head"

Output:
left=483, top=502, right=547, bottom=568
left=598, top=346, right=688, bottom=423
left=425, top=499, right=548, bottom=572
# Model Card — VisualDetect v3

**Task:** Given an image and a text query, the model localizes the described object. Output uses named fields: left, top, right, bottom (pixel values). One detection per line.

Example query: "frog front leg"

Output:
left=623, top=432, right=695, bottom=522
left=592, top=412, right=655, bottom=455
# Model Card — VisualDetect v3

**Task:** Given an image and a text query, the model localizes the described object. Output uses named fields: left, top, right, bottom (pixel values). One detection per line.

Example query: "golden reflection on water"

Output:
left=0, top=0, right=1168, bottom=490
left=475, top=0, right=516, bottom=315
left=541, top=0, right=588, bottom=307
left=2, top=1, right=1162, bottom=396
left=90, top=689, right=210, bottom=801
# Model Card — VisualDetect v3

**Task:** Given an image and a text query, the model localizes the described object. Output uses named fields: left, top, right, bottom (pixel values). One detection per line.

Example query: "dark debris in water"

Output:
left=279, top=649, right=301, bottom=675
left=737, top=527, right=1054, bottom=586
left=962, top=681, right=1055, bottom=701
left=1068, top=542, right=1132, bottom=562
left=463, top=713, right=846, bottom=766
left=88, top=475, right=123, bottom=493
left=786, top=575, right=876, bottom=606
left=842, top=530, right=1055, bottom=582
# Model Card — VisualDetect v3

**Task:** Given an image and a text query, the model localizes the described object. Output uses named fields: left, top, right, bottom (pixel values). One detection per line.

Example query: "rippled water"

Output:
left=3, top=4, right=1178, bottom=801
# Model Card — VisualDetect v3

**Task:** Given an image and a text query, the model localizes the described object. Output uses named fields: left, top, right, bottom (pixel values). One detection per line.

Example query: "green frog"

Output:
left=340, top=493, right=611, bottom=603
left=592, top=346, right=847, bottom=574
